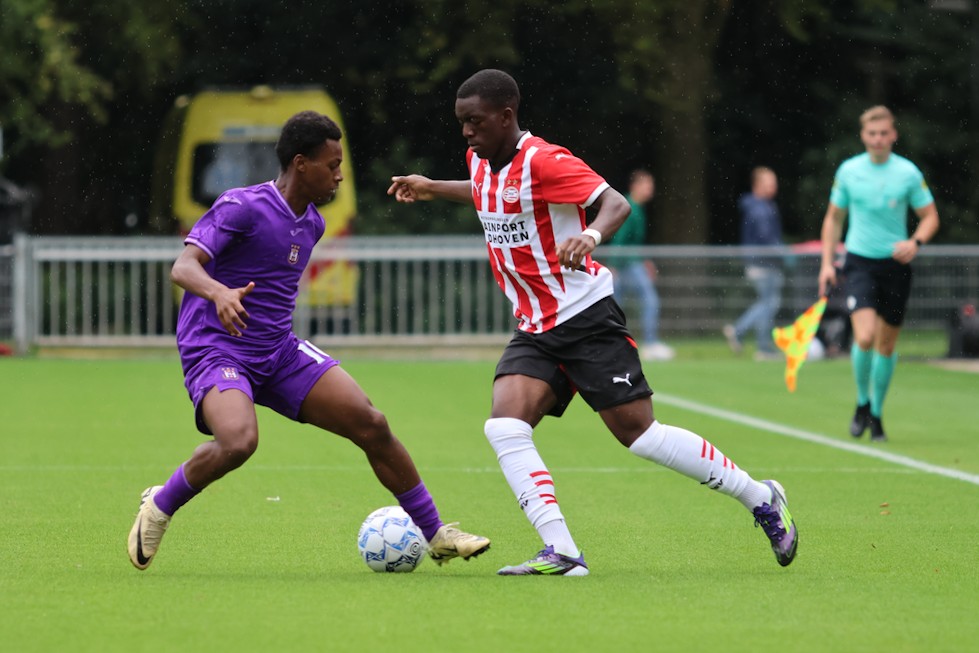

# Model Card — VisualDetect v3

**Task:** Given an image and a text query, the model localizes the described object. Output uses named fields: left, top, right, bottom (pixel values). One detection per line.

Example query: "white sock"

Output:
left=628, top=420, right=772, bottom=510
left=485, top=417, right=579, bottom=556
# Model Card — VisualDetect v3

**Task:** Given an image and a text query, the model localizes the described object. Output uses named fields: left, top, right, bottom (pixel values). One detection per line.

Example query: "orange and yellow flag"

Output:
left=772, top=297, right=827, bottom=392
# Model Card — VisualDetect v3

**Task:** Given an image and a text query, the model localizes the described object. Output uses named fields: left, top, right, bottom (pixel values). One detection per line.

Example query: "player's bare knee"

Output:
left=599, top=408, right=651, bottom=448
left=226, top=437, right=258, bottom=466
left=352, top=408, right=395, bottom=451
left=215, top=426, right=258, bottom=468
left=607, top=421, right=647, bottom=448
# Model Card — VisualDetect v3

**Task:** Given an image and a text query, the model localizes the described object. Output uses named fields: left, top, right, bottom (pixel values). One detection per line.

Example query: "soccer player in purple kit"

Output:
left=128, top=111, right=490, bottom=570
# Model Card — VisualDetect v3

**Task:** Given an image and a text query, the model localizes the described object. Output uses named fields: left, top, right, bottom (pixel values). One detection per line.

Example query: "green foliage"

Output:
left=775, top=0, right=833, bottom=42
left=56, top=0, right=185, bottom=96
left=0, top=0, right=111, bottom=158
left=359, top=137, right=476, bottom=235
left=787, top=0, right=978, bottom=242
left=709, top=0, right=976, bottom=243
left=1, top=0, right=976, bottom=241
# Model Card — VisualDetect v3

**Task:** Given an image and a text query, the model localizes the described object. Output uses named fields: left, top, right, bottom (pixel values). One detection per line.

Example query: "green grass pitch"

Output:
left=1, top=344, right=977, bottom=652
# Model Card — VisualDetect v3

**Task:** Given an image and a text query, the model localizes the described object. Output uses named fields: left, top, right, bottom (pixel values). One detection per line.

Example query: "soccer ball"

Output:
left=357, top=506, right=427, bottom=572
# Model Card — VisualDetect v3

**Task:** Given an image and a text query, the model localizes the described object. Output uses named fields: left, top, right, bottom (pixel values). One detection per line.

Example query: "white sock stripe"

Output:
left=484, top=417, right=569, bottom=530
left=630, top=420, right=762, bottom=508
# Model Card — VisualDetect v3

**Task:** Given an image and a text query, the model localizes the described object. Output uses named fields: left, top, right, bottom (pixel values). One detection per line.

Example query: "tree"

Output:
left=784, top=0, right=976, bottom=243
left=2, top=0, right=975, bottom=244
left=0, top=0, right=184, bottom=232
left=591, top=0, right=733, bottom=244
left=0, top=0, right=111, bottom=160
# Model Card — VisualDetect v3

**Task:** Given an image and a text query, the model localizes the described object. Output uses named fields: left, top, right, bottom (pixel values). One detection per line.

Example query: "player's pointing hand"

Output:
left=388, top=175, right=435, bottom=202
left=214, top=282, right=254, bottom=337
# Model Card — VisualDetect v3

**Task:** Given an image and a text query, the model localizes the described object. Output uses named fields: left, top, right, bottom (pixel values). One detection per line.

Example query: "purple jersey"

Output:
left=176, top=182, right=326, bottom=361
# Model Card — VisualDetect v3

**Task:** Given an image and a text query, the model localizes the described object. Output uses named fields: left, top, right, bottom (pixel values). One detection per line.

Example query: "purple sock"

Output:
left=152, top=463, right=200, bottom=516
left=395, top=482, right=443, bottom=542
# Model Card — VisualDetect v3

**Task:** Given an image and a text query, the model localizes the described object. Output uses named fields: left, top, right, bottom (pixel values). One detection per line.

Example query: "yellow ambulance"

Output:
left=151, top=85, right=358, bottom=311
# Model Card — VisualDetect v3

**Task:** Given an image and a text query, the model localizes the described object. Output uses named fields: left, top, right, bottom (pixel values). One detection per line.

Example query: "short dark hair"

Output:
left=275, top=111, right=342, bottom=170
left=456, top=69, right=520, bottom=111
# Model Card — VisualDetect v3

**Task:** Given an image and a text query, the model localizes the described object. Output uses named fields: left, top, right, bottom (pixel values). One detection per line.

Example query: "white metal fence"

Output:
left=0, top=243, right=13, bottom=343
left=3, top=235, right=978, bottom=354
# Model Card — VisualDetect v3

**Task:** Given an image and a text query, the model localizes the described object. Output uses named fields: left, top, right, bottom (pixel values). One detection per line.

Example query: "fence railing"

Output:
left=4, top=235, right=978, bottom=354
left=0, top=243, right=13, bottom=344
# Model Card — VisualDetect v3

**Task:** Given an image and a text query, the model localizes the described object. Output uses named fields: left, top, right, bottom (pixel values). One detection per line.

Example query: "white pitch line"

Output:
left=0, top=465, right=925, bottom=475
left=655, top=392, right=979, bottom=487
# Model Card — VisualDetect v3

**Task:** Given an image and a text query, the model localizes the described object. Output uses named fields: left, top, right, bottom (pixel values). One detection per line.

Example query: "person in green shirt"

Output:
left=606, top=170, right=674, bottom=361
left=817, top=106, right=940, bottom=442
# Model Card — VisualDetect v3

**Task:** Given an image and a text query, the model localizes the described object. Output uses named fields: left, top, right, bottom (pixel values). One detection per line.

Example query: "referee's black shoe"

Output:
left=869, top=415, right=888, bottom=443
left=850, top=403, right=871, bottom=438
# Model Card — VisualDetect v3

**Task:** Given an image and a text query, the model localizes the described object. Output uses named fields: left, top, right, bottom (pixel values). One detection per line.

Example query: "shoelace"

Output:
left=434, top=523, right=464, bottom=546
left=144, top=512, right=169, bottom=545
left=753, top=504, right=786, bottom=541
left=533, top=546, right=557, bottom=560
left=137, top=495, right=169, bottom=544
left=440, top=523, right=486, bottom=543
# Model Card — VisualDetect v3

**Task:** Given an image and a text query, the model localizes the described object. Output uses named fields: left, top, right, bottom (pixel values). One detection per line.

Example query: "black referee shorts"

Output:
left=843, top=252, right=913, bottom=327
left=494, top=296, right=653, bottom=417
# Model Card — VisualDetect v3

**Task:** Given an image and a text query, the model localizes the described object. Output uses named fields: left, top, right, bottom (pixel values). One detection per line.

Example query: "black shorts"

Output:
left=843, top=252, right=913, bottom=327
left=495, top=296, right=653, bottom=417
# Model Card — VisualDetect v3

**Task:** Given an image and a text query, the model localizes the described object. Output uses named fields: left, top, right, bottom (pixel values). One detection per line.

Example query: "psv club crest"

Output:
left=288, top=244, right=301, bottom=264
left=502, top=179, right=520, bottom=204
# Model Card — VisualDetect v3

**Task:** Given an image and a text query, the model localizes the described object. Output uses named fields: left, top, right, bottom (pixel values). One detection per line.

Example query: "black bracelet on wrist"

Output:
left=914, top=238, right=923, bottom=247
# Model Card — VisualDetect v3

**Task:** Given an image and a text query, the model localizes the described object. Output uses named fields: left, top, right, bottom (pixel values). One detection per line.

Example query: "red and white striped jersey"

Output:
left=466, top=132, right=614, bottom=333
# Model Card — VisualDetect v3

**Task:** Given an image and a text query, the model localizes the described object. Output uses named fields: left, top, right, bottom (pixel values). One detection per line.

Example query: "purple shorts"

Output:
left=181, top=335, right=340, bottom=435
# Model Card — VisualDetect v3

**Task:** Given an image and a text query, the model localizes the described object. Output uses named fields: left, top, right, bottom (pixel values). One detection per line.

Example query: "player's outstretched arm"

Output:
left=172, top=244, right=254, bottom=337
left=388, top=175, right=472, bottom=204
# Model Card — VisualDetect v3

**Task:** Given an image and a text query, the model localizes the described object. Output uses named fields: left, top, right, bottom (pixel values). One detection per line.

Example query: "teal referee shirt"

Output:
left=829, top=152, right=934, bottom=259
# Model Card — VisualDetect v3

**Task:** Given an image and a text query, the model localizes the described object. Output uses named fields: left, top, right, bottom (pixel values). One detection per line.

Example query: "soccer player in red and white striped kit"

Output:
left=389, top=69, right=798, bottom=575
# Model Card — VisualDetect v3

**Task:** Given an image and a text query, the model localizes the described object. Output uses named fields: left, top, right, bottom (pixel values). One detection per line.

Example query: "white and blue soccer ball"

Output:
left=357, top=506, right=427, bottom=573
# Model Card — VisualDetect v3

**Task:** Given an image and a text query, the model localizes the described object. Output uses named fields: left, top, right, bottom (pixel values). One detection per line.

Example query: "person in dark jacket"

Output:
left=724, top=167, right=785, bottom=360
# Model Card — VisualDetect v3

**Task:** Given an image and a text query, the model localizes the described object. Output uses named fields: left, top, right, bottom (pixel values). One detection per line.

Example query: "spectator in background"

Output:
left=724, top=166, right=784, bottom=361
left=607, top=170, right=674, bottom=361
